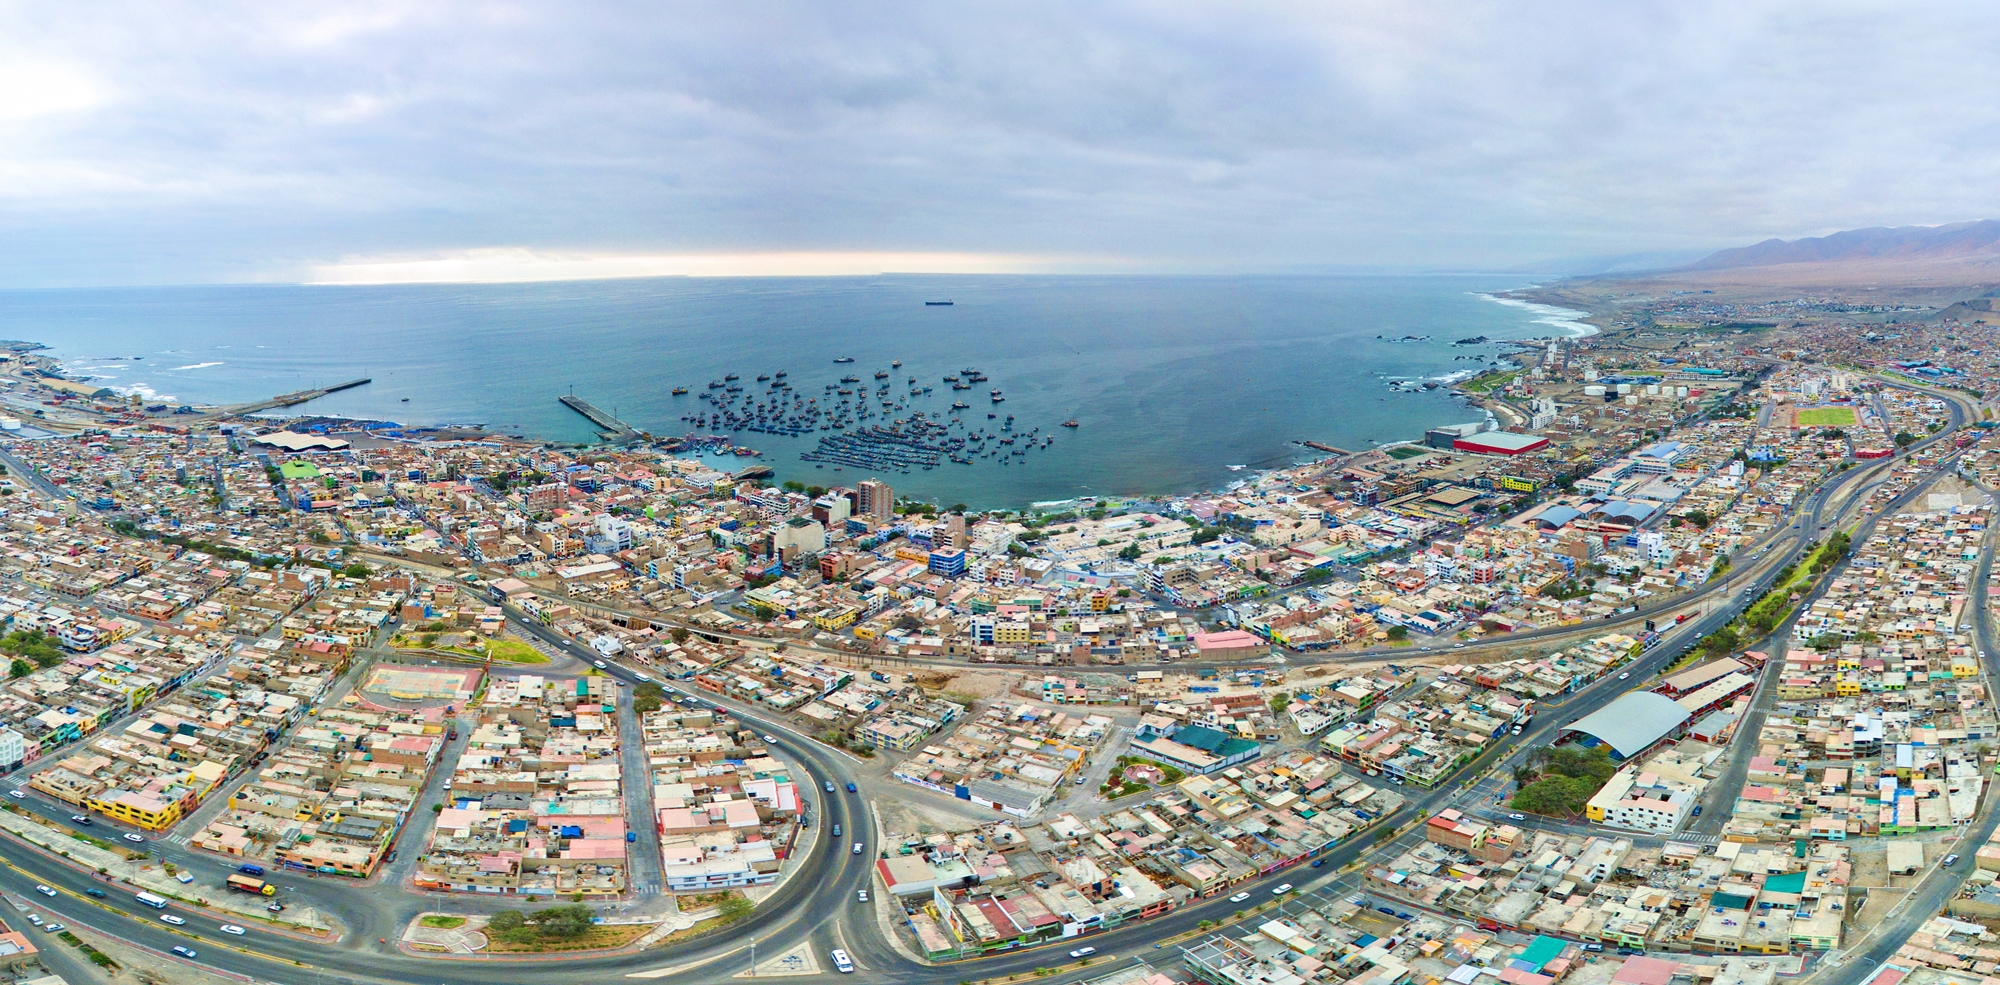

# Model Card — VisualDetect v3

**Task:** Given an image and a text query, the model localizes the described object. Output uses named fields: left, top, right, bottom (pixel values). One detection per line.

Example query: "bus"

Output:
left=135, top=892, right=168, bottom=909
left=830, top=949, right=854, bottom=974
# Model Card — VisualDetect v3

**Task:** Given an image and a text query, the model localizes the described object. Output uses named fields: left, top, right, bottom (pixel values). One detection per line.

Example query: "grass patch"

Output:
left=419, top=915, right=467, bottom=929
left=484, top=639, right=549, bottom=664
left=1461, top=369, right=1524, bottom=394
left=1385, top=445, right=1428, bottom=460
left=482, top=922, right=652, bottom=953
left=1796, top=406, right=1858, bottom=427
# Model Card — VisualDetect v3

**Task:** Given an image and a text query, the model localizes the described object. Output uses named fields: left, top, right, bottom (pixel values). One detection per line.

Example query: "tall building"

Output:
left=857, top=479, right=894, bottom=522
left=944, top=512, right=968, bottom=550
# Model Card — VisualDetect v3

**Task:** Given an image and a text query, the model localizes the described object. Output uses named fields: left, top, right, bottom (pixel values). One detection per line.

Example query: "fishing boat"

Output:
left=672, top=387, right=689, bottom=395
left=925, top=300, right=954, bottom=306
left=1062, top=419, right=1079, bottom=427
left=833, top=356, right=856, bottom=363
left=891, top=360, right=902, bottom=367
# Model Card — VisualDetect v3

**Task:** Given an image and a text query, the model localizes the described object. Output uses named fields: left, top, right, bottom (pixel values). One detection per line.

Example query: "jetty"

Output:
left=223, top=378, right=371, bottom=415
left=1301, top=440, right=1352, bottom=456
left=559, top=395, right=644, bottom=442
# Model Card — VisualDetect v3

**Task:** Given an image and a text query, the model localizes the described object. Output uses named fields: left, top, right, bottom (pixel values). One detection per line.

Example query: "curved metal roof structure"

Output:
left=1532, top=505, right=1583, bottom=529
left=1588, top=500, right=1657, bottom=523
left=1562, top=691, right=1690, bottom=758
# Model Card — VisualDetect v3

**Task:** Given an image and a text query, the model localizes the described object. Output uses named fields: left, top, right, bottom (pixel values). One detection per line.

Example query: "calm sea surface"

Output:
left=0, top=275, right=1587, bottom=508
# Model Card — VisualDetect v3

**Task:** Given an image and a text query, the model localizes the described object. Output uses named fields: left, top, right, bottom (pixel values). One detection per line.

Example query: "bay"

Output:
left=0, top=275, right=1587, bottom=508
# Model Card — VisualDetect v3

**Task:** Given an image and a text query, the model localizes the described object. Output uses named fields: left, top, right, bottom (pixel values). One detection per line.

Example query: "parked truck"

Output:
left=226, top=874, right=276, bottom=896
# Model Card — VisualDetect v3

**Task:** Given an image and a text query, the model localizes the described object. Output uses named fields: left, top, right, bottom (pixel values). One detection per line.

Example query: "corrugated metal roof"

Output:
left=1564, top=692, right=1690, bottom=757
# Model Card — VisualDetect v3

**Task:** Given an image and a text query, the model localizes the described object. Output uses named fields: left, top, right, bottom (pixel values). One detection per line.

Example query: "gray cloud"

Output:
left=1, top=1, right=1998, bottom=284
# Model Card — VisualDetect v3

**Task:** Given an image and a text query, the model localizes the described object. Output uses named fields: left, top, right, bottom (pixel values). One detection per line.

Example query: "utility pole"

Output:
left=749, top=935, right=756, bottom=976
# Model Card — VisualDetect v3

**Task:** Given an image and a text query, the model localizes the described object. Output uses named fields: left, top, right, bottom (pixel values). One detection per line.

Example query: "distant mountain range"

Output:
left=1681, top=219, right=2000, bottom=271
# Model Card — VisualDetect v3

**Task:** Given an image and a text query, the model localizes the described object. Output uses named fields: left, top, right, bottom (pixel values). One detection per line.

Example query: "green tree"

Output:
left=342, top=563, right=371, bottom=578
left=1268, top=693, right=1291, bottom=714
left=1386, top=626, right=1408, bottom=641
left=1118, top=543, right=1144, bottom=561
left=487, top=910, right=526, bottom=933
left=717, top=895, right=755, bottom=923
left=632, top=683, right=666, bottom=714
left=8, top=659, right=28, bottom=679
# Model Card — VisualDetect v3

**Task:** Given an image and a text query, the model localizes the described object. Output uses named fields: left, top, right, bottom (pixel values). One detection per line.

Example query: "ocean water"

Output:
left=0, top=275, right=1588, bottom=508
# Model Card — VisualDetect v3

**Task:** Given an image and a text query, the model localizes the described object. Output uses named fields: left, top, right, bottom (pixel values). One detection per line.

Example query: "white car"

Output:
left=857, top=890, right=869, bottom=902
left=219, top=924, right=246, bottom=936
left=1508, top=813, right=1525, bottom=821
left=1229, top=892, right=1252, bottom=903
left=558, top=639, right=571, bottom=647
left=1069, top=947, right=1097, bottom=958
left=6, top=790, right=21, bottom=799
left=171, top=945, right=196, bottom=958
left=1273, top=883, right=1293, bottom=895
left=33, top=885, right=54, bottom=897
left=762, top=735, right=778, bottom=744
left=160, top=914, right=186, bottom=925
left=663, top=685, right=677, bottom=693
left=175, top=871, right=194, bottom=884
left=1617, top=672, right=1630, bottom=679
left=123, top=833, right=145, bottom=843
left=593, top=660, right=607, bottom=669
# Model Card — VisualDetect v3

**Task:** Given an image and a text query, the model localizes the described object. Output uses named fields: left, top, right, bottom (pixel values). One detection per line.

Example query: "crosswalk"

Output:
left=1668, top=834, right=1721, bottom=846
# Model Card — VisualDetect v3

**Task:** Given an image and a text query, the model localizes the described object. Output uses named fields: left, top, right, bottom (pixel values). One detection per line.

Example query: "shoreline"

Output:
left=24, top=281, right=1598, bottom=510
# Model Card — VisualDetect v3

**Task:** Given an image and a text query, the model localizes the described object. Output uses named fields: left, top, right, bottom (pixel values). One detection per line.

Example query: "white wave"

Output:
left=109, top=383, right=176, bottom=402
left=171, top=361, right=225, bottom=371
left=1426, top=369, right=1480, bottom=384
left=1473, top=292, right=1598, bottom=337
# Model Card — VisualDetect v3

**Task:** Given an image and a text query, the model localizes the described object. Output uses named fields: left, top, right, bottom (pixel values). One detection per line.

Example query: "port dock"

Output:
left=223, top=378, right=371, bottom=415
left=1300, top=440, right=1353, bottom=456
left=559, top=395, right=644, bottom=442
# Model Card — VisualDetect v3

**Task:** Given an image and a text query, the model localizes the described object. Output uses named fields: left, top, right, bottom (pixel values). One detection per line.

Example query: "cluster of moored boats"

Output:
left=671, top=361, right=1073, bottom=474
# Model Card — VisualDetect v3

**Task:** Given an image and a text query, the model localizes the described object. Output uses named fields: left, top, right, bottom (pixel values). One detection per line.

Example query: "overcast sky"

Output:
left=4, top=1, right=1999, bottom=285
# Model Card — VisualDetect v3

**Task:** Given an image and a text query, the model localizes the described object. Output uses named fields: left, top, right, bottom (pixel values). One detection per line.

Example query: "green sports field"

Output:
left=1795, top=406, right=1858, bottom=427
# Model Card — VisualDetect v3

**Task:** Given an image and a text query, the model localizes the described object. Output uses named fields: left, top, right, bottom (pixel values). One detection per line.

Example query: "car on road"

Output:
left=6, top=790, right=20, bottom=799
left=1453, top=643, right=1466, bottom=649
left=846, top=782, right=857, bottom=793
left=1229, top=892, right=1252, bottom=903
left=1507, top=813, right=1525, bottom=821
left=175, top=871, right=194, bottom=884
left=1069, top=947, right=1097, bottom=958
left=1510, top=726, right=1522, bottom=735
left=33, top=885, right=54, bottom=897
left=635, top=673, right=653, bottom=683
left=24, top=915, right=39, bottom=927
left=593, top=660, right=607, bottom=669
left=84, top=889, right=104, bottom=899
left=1945, top=854, right=1961, bottom=866
left=1691, top=806, right=1702, bottom=816
left=825, top=781, right=836, bottom=793
left=266, top=902, right=284, bottom=912
left=853, top=843, right=864, bottom=854
left=123, top=833, right=144, bottom=843
left=1617, top=672, right=1630, bottom=680
left=1311, top=859, right=1326, bottom=867
left=1582, top=943, right=1603, bottom=952
left=1273, top=884, right=1293, bottom=895
left=857, top=890, right=868, bottom=902
left=762, top=735, right=778, bottom=744
left=42, top=923, right=62, bottom=933
left=170, top=945, right=196, bottom=958
left=558, top=639, right=570, bottom=646
left=160, top=914, right=186, bottom=925
left=663, top=685, right=677, bottom=693
left=220, top=925, right=246, bottom=936
left=832, top=824, right=841, bottom=837
left=69, top=814, right=91, bottom=825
